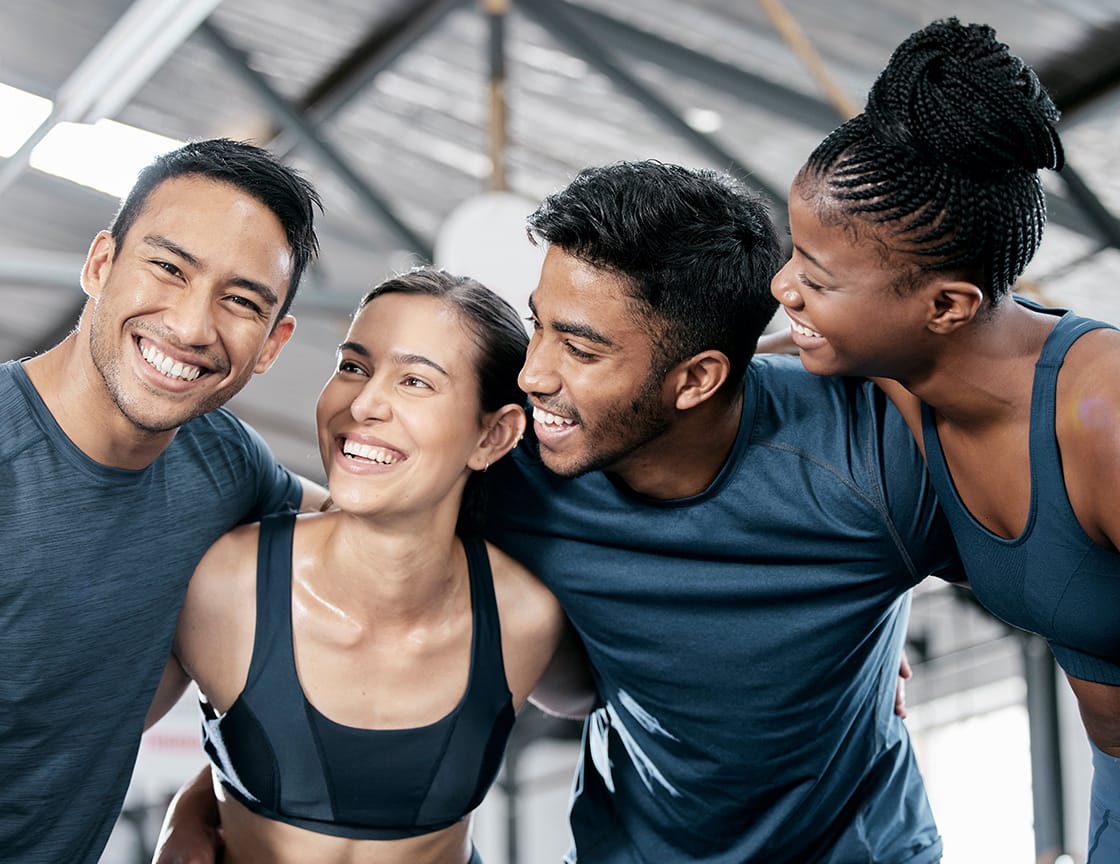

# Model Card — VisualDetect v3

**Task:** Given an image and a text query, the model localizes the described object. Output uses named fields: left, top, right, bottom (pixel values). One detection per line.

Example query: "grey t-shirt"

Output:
left=0, top=361, right=301, bottom=864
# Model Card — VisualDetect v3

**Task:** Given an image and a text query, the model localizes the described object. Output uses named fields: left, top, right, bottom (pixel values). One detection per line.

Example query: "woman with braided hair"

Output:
left=772, top=18, right=1120, bottom=859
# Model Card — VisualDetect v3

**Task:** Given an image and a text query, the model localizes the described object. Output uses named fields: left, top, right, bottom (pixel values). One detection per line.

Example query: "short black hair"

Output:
left=110, top=138, right=322, bottom=322
left=526, top=160, right=781, bottom=391
left=800, top=18, right=1062, bottom=302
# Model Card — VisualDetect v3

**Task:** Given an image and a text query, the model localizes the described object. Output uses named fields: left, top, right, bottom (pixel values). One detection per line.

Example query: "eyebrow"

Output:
left=793, top=242, right=833, bottom=277
left=142, top=233, right=280, bottom=308
left=527, top=294, right=614, bottom=348
left=337, top=342, right=449, bottom=377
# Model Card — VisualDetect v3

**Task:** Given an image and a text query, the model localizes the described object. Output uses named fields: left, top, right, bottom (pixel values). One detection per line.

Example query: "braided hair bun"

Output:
left=801, top=18, right=1065, bottom=301
left=865, top=18, right=1063, bottom=176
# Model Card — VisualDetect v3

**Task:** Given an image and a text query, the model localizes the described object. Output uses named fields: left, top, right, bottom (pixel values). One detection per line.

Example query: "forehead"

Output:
left=350, top=292, right=476, bottom=359
left=534, top=247, right=650, bottom=343
left=126, top=174, right=295, bottom=293
left=789, top=182, right=890, bottom=264
left=130, top=176, right=278, bottom=236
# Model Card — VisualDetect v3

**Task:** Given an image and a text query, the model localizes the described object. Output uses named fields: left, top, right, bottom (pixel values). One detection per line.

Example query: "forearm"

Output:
left=151, top=765, right=223, bottom=864
left=529, top=622, right=596, bottom=719
left=145, top=655, right=192, bottom=731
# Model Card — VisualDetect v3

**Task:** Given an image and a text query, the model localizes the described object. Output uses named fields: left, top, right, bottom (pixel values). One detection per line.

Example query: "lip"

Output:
left=331, top=432, right=407, bottom=474
left=528, top=400, right=580, bottom=449
left=134, top=335, right=215, bottom=392
left=784, top=314, right=827, bottom=351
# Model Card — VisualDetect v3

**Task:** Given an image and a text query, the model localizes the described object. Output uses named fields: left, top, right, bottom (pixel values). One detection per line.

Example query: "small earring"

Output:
left=483, top=460, right=489, bottom=473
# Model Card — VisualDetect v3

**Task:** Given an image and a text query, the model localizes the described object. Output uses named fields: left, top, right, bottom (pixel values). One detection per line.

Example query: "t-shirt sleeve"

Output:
left=873, top=386, right=964, bottom=584
left=233, top=418, right=303, bottom=523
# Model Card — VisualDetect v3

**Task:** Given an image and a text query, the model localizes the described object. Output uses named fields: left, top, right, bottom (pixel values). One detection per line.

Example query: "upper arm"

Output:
left=529, top=619, right=596, bottom=719
left=1058, top=329, right=1120, bottom=549
left=488, top=542, right=572, bottom=710
left=174, top=526, right=259, bottom=711
left=144, top=654, right=192, bottom=731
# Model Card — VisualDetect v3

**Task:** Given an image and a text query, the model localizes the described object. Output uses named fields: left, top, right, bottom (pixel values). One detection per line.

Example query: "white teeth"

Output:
left=534, top=408, right=577, bottom=427
left=791, top=321, right=822, bottom=338
left=141, top=344, right=202, bottom=381
left=342, top=439, right=399, bottom=464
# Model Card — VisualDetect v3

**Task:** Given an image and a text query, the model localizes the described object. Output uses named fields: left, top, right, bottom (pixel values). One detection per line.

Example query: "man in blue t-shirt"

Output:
left=483, top=162, right=957, bottom=863
left=0, top=139, right=327, bottom=864
left=160, top=161, right=958, bottom=863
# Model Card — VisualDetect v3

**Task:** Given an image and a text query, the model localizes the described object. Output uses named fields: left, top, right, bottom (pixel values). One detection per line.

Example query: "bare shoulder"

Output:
left=186, top=523, right=261, bottom=615
left=486, top=542, right=563, bottom=634
left=485, top=541, right=566, bottom=707
left=1058, top=327, right=1120, bottom=442
left=1056, top=327, right=1120, bottom=546
left=175, top=523, right=262, bottom=707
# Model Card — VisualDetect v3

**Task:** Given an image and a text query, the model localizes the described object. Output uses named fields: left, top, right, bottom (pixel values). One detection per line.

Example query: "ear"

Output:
left=926, top=279, right=984, bottom=335
left=253, top=315, right=296, bottom=374
left=667, top=350, right=731, bottom=412
left=80, top=231, right=116, bottom=300
left=468, top=403, right=527, bottom=471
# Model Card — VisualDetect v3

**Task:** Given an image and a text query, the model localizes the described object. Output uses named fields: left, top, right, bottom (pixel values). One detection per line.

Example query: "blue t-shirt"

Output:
left=0, top=361, right=301, bottom=864
left=487, top=355, right=959, bottom=864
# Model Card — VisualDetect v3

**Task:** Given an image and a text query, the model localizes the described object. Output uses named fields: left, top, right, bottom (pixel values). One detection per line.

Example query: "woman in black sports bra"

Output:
left=157, top=268, right=589, bottom=864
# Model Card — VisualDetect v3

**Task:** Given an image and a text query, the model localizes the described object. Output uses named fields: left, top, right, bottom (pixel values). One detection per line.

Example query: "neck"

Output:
left=23, top=331, right=178, bottom=469
left=610, top=391, right=743, bottom=500
left=306, top=508, right=466, bottom=624
left=900, top=298, right=1056, bottom=427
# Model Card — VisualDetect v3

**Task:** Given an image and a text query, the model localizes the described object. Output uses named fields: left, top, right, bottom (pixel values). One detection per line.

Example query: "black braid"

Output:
left=802, top=18, right=1063, bottom=301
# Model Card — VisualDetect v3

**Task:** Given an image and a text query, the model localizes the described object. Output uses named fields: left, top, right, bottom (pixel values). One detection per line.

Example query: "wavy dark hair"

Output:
left=799, top=18, right=1063, bottom=302
left=527, top=160, right=781, bottom=391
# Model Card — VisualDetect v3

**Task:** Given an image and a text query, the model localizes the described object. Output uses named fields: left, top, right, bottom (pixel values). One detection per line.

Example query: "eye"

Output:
left=402, top=375, right=432, bottom=390
left=227, top=294, right=264, bottom=316
left=797, top=272, right=827, bottom=292
left=337, top=358, right=368, bottom=376
left=565, top=342, right=596, bottom=361
left=153, top=260, right=183, bottom=278
left=525, top=314, right=541, bottom=331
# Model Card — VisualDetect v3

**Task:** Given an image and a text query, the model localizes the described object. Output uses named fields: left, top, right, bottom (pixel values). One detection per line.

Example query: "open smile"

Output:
left=140, top=342, right=203, bottom=381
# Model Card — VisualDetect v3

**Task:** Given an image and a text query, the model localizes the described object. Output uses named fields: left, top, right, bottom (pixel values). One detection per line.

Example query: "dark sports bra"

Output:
left=921, top=299, right=1120, bottom=685
left=200, top=511, right=516, bottom=838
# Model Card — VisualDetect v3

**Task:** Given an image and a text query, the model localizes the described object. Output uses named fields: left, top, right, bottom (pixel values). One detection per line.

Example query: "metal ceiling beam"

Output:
left=517, top=0, right=787, bottom=214
left=198, top=20, right=432, bottom=259
left=301, top=0, right=470, bottom=122
left=558, top=1, right=1115, bottom=247
left=1037, top=21, right=1120, bottom=118
left=270, top=0, right=471, bottom=157
left=0, top=0, right=223, bottom=199
left=559, top=1, right=841, bottom=134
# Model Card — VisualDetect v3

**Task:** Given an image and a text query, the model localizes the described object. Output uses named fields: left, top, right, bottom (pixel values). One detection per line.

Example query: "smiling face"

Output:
left=770, top=176, right=936, bottom=380
left=518, top=246, right=670, bottom=479
left=83, top=175, right=295, bottom=433
left=316, top=292, right=496, bottom=519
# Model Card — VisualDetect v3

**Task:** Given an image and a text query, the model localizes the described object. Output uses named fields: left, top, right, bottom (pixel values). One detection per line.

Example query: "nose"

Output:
left=517, top=330, right=559, bottom=397
left=163, top=285, right=218, bottom=347
left=770, top=261, right=804, bottom=311
left=349, top=377, right=392, bottom=423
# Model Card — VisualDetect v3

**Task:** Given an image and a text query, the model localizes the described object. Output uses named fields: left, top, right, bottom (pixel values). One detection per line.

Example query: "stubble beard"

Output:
left=88, top=316, right=238, bottom=434
left=544, top=371, right=669, bottom=479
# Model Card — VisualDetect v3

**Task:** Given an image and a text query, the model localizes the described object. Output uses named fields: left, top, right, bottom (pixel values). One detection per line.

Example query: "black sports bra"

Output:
left=200, top=512, right=516, bottom=838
